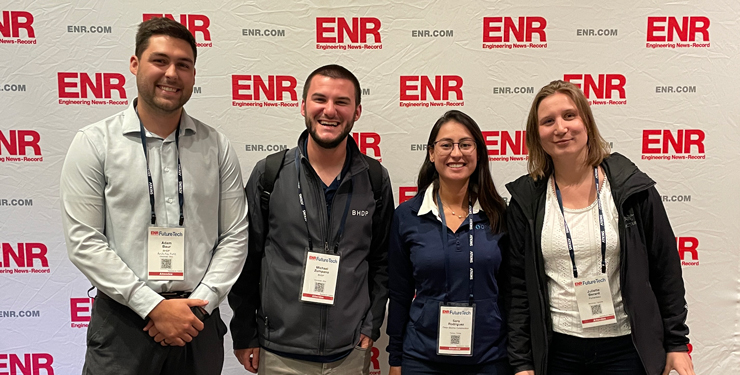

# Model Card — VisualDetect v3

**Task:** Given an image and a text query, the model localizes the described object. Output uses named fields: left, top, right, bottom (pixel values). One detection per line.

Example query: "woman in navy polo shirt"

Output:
left=387, top=110, right=511, bottom=374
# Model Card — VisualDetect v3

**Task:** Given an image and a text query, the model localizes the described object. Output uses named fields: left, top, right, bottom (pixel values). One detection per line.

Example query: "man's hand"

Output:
left=389, top=366, right=401, bottom=375
left=358, top=334, right=373, bottom=349
left=143, top=298, right=207, bottom=346
left=515, top=371, right=535, bottom=375
left=234, top=348, right=260, bottom=373
left=663, top=352, right=695, bottom=375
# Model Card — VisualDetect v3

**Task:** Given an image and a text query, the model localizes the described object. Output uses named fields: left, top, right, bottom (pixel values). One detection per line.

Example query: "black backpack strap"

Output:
left=258, top=149, right=288, bottom=220
left=363, top=154, right=383, bottom=202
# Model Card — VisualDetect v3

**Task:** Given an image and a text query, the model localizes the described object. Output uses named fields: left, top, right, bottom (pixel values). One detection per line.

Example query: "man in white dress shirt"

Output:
left=60, top=17, right=248, bottom=375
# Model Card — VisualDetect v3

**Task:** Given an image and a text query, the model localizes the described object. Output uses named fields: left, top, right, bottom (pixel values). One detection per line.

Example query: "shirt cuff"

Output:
left=128, top=285, right=165, bottom=319
left=190, top=284, right=220, bottom=314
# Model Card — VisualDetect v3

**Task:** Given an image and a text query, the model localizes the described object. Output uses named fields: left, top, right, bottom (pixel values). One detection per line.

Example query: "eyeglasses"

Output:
left=430, top=139, right=477, bottom=155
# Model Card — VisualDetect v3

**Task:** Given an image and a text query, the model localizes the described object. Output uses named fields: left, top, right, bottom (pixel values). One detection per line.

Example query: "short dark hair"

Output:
left=302, top=64, right=361, bottom=106
left=135, top=17, right=197, bottom=64
left=417, top=110, right=507, bottom=233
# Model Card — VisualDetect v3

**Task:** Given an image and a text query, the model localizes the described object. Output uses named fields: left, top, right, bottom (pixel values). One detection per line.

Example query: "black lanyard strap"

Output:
left=138, top=116, right=184, bottom=226
left=437, top=192, right=475, bottom=305
left=295, top=152, right=353, bottom=253
left=554, top=167, right=606, bottom=279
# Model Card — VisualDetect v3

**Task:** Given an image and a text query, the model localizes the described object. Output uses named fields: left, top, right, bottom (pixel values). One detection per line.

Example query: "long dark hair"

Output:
left=417, top=110, right=507, bottom=233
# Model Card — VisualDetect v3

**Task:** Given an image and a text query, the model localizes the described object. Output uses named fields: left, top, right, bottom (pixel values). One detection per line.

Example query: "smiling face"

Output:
left=429, top=120, right=478, bottom=185
left=301, top=75, right=362, bottom=150
left=537, top=92, right=588, bottom=163
left=130, top=35, right=195, bottom=116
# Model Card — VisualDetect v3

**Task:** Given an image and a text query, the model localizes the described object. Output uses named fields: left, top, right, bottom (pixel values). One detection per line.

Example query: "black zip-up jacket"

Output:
left=505, top=153, right=689, bottom=375
left=229, top=131, right=394, bottom=355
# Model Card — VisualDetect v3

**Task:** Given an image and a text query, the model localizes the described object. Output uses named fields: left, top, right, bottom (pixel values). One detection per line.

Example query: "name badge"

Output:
left=574, top=275, right=617, bottom=328
left=300, top=251, right=340, bottom=305
left=437, top=304, right=475, bottom=356
left=147, top=227, right=185, bottom=281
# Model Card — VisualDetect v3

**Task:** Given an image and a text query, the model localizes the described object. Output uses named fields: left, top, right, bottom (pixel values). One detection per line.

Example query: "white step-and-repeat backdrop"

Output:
left=1, top=1, right=738, bottom=374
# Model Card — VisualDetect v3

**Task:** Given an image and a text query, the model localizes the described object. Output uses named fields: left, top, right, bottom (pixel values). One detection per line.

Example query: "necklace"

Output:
left=448, top=208, right=464, bottom=219
left=443, top=204, right=465, bottom=219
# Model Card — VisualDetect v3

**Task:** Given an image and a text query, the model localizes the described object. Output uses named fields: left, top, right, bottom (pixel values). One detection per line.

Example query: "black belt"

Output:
left=96, top=291, right=191, bottom=301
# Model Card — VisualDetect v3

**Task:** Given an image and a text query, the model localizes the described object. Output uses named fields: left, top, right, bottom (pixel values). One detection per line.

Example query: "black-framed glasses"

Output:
left=429, top=139, right=477, bottom=155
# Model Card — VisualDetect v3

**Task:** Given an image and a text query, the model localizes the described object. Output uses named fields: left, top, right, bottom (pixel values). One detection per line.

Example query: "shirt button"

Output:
left=164, top=167, right=170, bottom=172
left=167, top=198, right=173, bottom=204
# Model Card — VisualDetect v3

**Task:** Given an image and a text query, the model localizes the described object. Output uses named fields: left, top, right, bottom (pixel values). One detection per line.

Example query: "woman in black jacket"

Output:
left=506, top=80, right=694, bottom=375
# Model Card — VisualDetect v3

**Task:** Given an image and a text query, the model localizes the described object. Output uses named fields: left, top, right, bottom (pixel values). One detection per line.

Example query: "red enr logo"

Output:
left=0, top=353, right=54, bottom=375
left=352, top=132, right=381, bottom=161
left=369, top=347, right=381, bottom=375
left=641, top=130, right=705, bottom=154
left=399, top=187, right=418, bottom=204
left=0, top=243, right=49, bottom=269
left=0, top=130, right=40, bottom=156
left=231, top=75, right=298, bottom=101
left=483, top=17, right=546, bottom=43
left=400, top=76, right=463, bottom=101
left=442, top=310, right=450, bottom=314
left=309, top=256, right=317, bottom=260
left=0, top=11, right=34, bottom=39
left=143, top=14, right=211, bottom=42
left=676, top=237, right=699, bottom=266
left=151, top=231, right=158, bottom=235
left=647, top=17, right=709, bottom=42
left=316, top=17, right=381, bottom=44
left=563, top=74, right=626, bottom=100
left=483, top=131, right=528, bottom=157
left=574, top=282, right=583, bottom=286
left=57, top=73, right=126, bottom=99
left=70, top=298, right=94, bottom=323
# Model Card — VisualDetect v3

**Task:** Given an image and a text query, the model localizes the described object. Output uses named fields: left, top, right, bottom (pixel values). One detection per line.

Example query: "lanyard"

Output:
left=437, top=192, right=475, bottom=305
left=137, top=116, right=184, bottom=226
left=554, top=167, right=606, bottom=278
left=295, top=152, right=353, bottom=253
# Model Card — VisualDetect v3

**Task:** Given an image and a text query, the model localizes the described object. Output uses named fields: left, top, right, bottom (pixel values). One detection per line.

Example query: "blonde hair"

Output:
left=525, top=80, right=611, bottom=180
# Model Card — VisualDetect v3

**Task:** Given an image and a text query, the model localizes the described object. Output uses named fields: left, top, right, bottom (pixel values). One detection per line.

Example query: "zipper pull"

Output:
left=324, top=241, right=329, bottom=253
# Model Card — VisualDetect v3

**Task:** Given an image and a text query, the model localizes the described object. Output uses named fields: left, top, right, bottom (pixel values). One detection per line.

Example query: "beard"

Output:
left=137, top=79, right=191, bottom=115
left=305, top=116, right=354, bottom=149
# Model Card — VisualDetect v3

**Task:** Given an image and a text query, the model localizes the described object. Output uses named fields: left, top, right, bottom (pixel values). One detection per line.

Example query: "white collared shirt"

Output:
left=417, top=186, right=482, bottom=222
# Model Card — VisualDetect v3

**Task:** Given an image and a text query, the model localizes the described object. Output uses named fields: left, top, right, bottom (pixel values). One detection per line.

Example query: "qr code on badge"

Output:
left=450, top=335, right=460, bottom=345
left=591, top=304, right=603, bottom=315
left=161, top=258, right=172, bottom=270
left=314, top=281, right=325, bottom=293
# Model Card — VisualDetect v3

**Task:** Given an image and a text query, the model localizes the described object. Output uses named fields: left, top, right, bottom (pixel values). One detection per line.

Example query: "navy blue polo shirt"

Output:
left=386, top=187, right=508, bottom=366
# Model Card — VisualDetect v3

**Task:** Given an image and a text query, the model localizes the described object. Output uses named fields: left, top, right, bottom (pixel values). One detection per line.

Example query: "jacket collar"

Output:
left=600, top=152, right=654, bottom=206
left=506, top=152, right=655, bottom=219
left=297, top=130, right=370, bottom=177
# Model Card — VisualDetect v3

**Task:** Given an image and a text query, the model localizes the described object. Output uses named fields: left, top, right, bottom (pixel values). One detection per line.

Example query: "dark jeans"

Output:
left=547, top=332, right=647, bottom=375
left=82, top=295, right=228, bottom=375
left=402, top=354, right=512, bottom=375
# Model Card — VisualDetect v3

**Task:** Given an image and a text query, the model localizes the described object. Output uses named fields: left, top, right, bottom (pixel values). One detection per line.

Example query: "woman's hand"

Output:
left=515, top=371, right=535, bottom=375
left=663, top=352, right=694, bottom=375
left=389, top=366, right=402, bottom=375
